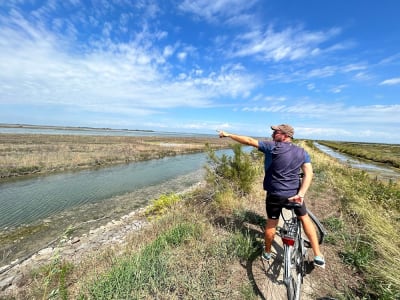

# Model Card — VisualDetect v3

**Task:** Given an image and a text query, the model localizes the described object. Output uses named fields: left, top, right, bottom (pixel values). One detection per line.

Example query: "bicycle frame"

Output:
left=279, top=203, right=306, bottom=300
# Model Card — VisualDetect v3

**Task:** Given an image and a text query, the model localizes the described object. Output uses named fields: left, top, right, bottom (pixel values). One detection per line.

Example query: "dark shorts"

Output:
left=266, top=193, right=307, bottom=219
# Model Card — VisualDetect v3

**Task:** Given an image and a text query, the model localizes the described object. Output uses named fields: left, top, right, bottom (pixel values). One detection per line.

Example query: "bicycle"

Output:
left=277, top=201, right=326, bottom=300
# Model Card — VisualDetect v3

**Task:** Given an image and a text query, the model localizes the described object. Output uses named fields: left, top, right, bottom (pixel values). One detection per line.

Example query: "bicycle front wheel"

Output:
left=283, top=244, right=302, bottom=300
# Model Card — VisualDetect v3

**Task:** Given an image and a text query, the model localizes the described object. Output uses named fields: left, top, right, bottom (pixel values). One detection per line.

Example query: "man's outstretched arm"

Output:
left=217, top=130, right=259, bottom=148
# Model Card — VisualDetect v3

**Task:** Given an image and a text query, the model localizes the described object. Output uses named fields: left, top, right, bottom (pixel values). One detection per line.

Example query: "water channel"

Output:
left=314, top=142, right=400, bottom=182
left=0, top=152, right=213, bottom=230
left=0, top=148, right=238, bottom=267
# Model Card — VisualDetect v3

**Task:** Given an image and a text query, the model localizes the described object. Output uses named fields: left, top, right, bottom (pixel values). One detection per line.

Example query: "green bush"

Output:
left=206, top=144, right=258, bottom=196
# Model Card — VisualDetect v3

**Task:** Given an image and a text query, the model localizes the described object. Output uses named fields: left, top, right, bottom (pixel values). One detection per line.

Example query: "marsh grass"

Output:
left=9, top=139, right=400, bottom=299
left=308, top=141, right=400, bottom=298
left=0, top=134, right=230, bottom=179
left=318, top=140, right=400, bottom=168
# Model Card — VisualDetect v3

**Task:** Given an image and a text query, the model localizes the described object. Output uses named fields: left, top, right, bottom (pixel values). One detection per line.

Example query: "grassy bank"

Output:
left=318, top=140, right=400, bottom=168
left=3, top=141, right=400, bottom=299
left=307, top=141, right=400, bottom=298
left=0, top=134, right=231, bottom=180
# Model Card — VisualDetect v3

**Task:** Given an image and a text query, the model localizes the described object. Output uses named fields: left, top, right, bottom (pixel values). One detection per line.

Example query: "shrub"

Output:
left=145, top=193, right=182, bottom=217
left=205, top=144, right=258, bottom=196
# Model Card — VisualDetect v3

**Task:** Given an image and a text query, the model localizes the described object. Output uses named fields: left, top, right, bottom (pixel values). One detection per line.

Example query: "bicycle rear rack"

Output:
left=280, top=220, right=298, bottom=246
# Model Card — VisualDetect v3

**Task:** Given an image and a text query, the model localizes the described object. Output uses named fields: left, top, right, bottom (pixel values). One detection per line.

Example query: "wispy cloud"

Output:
left=379, top=77, right=400, bottom=86
left=229, top=25, right=343, bottom=62
left=0, top=10, right=257, bottom=116
left=243, top=103, right=400, bottom=124
left=179, top=0, right=258, bottom=24
left=1, top=1, right=399, bottom=143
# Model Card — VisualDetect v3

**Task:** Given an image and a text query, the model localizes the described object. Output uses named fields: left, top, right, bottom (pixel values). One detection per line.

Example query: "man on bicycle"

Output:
left=218, top=124, right=325, bottom=268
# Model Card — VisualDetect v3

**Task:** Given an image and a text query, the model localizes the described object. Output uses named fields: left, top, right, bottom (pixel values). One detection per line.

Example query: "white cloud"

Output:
left=307, top=83, right=315, bottom=90
left=380, top=78, right=400, bottom=86
left=242, top=103, right=400, bottom=124
left=230, top=25, right=342, bottom=62
left=0, top=11, right=258, bottom=116
left=330, top=84, right=347, bottom=94
left=179, top=0, right=258, bottom=23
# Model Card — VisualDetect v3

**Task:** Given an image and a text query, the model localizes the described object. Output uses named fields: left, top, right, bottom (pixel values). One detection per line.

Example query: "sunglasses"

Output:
left=273, top=131, right=285, bottom=135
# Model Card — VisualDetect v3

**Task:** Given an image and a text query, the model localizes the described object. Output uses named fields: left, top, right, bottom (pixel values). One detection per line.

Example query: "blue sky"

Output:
left=1, top=0, right=399, bottom=143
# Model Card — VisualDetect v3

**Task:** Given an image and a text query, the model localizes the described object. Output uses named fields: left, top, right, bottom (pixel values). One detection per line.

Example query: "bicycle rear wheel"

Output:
left=283, top=242, right=302, bottom=300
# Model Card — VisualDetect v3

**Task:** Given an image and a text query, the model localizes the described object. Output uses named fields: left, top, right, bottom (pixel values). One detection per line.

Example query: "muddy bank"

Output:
left=0, top=207, right=148, bottom=296
left=0, top=181, right=205, bottom=297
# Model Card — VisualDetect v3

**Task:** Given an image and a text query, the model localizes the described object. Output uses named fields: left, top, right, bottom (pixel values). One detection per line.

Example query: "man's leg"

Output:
left=264, top=218, right=279, bottom=253
left=298, top=214, right=325, bottom=267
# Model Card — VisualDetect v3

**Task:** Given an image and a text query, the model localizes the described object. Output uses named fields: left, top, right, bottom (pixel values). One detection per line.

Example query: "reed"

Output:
left=318, top=140, right=400, bottom=168
left=307, top=141, right=400, bottom=298
left=0, top=134, right=231, bottom=180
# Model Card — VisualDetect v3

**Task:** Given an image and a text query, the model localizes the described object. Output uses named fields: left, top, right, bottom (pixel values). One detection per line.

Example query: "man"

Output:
left=218, top=124, right=325, bottom=268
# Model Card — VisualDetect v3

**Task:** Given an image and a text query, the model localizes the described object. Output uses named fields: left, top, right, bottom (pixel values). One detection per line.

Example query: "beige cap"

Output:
left=271, top=124, right=294, bottom=137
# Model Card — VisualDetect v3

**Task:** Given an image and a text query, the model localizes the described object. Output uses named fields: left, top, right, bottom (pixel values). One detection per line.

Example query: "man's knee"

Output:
left=266, top=218, right=279, bottom=229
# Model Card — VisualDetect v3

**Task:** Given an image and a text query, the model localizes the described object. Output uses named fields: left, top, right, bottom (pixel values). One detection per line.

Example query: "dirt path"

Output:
left=240, top=178, right=356, bottom=299
left=245, top=209, right=314, bottom=300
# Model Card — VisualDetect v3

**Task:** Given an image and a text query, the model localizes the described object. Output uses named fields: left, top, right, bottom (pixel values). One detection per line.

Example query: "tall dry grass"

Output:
left=0, top=134, right=231, bottom=179
left=305, top=141, right=400, bottom=298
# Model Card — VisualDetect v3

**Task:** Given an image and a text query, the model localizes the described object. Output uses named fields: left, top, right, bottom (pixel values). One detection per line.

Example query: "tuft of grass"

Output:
left=213, top=188, right=242, bottom=213
left=144, top=193, right=182, bottom=217
left=82, top=222, right=202, bottom=299
left=340, top=235, right=375, bottom=270
left=323, top=216, right=344, bottom=232
left=225, top=229, right=259, bottom=260
left=322, top=216, right=345, bottom=245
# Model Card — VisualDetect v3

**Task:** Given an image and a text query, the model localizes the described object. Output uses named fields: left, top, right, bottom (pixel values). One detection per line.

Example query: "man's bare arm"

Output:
left=289, top=162, right=313, bottom=203
left=217, top=130, right=259, bottom=148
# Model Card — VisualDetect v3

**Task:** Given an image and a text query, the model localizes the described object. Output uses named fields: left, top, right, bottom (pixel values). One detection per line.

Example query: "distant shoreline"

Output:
left=0, top=123, right=155, bottom=133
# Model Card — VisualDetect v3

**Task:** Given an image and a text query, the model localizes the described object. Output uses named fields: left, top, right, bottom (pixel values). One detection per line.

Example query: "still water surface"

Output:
left=0, top=151, right=223, bottom=230
left=0, top=126, right=213, bottom=138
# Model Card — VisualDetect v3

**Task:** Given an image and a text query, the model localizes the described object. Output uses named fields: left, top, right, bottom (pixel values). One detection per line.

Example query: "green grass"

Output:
left=309, top=141, right=400, bottom=299
left=144, top=193, right=182, bottom=217
left=82, top=222, right=202, bottom=299
left=318, top=140, right=400, bottom=168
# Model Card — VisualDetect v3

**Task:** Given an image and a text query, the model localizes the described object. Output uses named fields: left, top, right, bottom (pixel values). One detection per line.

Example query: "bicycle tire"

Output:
left=283, top=243, right=302, bottom=300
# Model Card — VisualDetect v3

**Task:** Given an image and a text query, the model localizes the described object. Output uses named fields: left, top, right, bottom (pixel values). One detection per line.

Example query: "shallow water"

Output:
left=314, top=142, right=400, bottom=181
left=0, top=152, right=216, bottom=230
left=0, top=148, right=236, bottom=266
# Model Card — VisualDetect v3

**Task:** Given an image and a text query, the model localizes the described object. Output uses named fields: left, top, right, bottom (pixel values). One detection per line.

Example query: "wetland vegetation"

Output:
left=1, top=135, right=399, bottom=299
left=318, top=140, right=400, bottom=168
left=0, top=133, right=231, bottom=180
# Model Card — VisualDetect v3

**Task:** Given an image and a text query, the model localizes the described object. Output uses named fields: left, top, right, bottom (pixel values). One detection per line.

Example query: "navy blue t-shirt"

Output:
left=258, top=141, right=311, bottom=197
